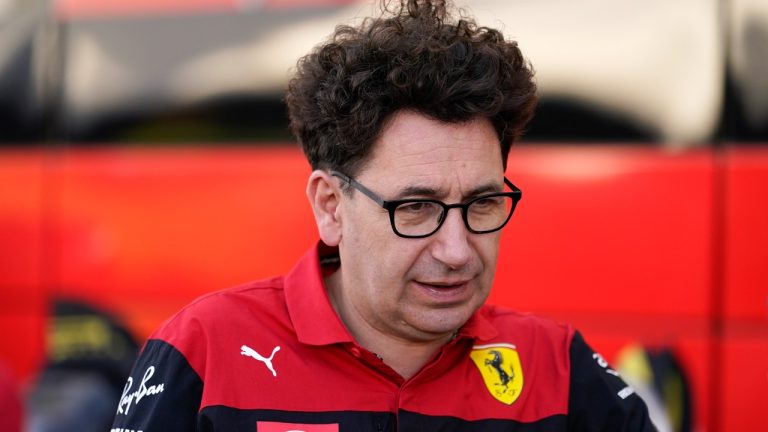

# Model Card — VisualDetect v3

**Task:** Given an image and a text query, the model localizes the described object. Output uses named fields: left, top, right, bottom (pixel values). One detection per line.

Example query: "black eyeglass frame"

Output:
left=331, top=170, right=522, bottom=239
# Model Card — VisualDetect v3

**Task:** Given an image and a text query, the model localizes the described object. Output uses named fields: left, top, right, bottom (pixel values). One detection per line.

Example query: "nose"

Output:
left=430, top=207, right=473, bottom=270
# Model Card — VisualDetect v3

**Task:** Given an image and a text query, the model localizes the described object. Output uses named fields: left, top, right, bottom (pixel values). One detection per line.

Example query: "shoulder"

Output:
left=468, top=305, right=576, bottom=420
left=567, top=331, right=656, bottom=430
left=153, top=276, right=287, bottom=338
left=474, top=307, right=655, bottom=429
left=142, top=276, right=289, bottom=368
left=113, top=275, right=293, bottom=429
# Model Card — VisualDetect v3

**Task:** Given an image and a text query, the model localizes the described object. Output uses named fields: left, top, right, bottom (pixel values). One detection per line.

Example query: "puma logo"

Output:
left=240, top=345, right=281, bottom=377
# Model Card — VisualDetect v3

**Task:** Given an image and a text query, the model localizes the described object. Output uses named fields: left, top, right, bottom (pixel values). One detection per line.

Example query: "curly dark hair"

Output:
left=285, top=0, right=537, bottom=176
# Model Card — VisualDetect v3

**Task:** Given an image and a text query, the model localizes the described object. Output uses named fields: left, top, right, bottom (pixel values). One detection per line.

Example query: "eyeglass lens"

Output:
left=393, top=195, right=513, bottom=237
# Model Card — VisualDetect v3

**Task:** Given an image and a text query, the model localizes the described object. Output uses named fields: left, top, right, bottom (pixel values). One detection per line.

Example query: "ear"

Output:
left=306, top=170, right=343, bottom=246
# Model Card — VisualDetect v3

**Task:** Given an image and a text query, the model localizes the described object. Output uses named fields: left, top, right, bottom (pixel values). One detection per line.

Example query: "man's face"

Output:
left=335, top=110, right=506, bottom=343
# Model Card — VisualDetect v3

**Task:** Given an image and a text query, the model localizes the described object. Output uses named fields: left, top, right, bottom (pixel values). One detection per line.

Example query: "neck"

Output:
left=324, top=271, right=454, bottom=380
left=357, top=326, right=454, bottom=380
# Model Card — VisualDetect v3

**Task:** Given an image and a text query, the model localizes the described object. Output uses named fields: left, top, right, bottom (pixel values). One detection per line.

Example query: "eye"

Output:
left=469, top=195, right=511, bottom=217
left=392, top=201, right=443, bottom=236
left=398, top=201, right=438, bottom=214
left=472, top=196, right=503, bottom=208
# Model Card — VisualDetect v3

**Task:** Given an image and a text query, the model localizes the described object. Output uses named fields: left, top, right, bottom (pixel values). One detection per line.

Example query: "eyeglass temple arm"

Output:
left=330, top=170, right=387, bottom=207
left=504, top=177, right=521, bottom=195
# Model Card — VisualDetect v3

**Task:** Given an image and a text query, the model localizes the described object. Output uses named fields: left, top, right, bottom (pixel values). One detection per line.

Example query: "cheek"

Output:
left=476, top=234, right=502, bottom=270
left=368, top=242, right=431, bottom=298
left=341, top=210, right=411, bottom=273
left=376, top=239, right=425, bottom=277
left=340, top=204, right=438, bottom=282
left=341, top=205, right=382, bottom=249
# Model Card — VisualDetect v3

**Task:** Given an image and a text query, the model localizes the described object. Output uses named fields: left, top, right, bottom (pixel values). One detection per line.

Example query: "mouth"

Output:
left=413, top=279, right=473, bottom=303
left=418, top=280, right=469, bottom=289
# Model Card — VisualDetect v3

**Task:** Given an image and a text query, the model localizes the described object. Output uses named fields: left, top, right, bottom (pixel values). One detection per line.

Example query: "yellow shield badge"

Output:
left=470, top=343, right=524, bottom=405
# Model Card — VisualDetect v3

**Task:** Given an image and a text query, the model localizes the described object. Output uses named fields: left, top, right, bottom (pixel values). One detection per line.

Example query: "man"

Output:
left=112, top=1, right=655, bottom=430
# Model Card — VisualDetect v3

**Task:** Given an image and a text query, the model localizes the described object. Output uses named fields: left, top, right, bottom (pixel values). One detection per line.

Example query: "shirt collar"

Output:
left=285, top=241, right=499, bottom=345
left=285, top=242, right=353, bottom=346
left=457, top=307, right=499, bottom=342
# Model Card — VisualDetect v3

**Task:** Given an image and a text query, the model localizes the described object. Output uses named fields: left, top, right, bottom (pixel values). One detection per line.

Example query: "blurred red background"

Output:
left=1, top=144, right=766, bottom=430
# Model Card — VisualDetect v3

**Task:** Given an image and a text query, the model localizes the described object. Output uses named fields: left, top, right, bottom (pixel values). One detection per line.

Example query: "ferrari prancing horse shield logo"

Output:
left=470, top=343, right=524, bottom=405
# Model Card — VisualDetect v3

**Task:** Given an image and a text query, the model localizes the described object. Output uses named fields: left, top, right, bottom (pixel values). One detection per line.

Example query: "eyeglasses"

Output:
left=331, top=171, right=522, bottom=238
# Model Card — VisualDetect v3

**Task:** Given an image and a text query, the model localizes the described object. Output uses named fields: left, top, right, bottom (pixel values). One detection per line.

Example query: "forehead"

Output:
left=359, top=111, right=504, bottom=188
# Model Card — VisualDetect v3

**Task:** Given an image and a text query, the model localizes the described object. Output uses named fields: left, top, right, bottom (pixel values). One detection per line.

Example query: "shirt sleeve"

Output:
left=567, top=331, right=657, bottom=432
left=111, top=339, right=203, bottom=432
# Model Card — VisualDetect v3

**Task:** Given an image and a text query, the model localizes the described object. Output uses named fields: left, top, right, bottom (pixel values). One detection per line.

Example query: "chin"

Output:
left=411, top=305, right=478, bottom=336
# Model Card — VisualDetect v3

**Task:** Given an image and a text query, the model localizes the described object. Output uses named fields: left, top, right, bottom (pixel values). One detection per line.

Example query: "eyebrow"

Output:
left=393, top=181, right=503, bottom=201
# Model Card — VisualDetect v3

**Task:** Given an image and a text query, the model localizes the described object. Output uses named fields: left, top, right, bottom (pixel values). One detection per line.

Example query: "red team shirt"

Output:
left=111, top=243, right=655, bottom=431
